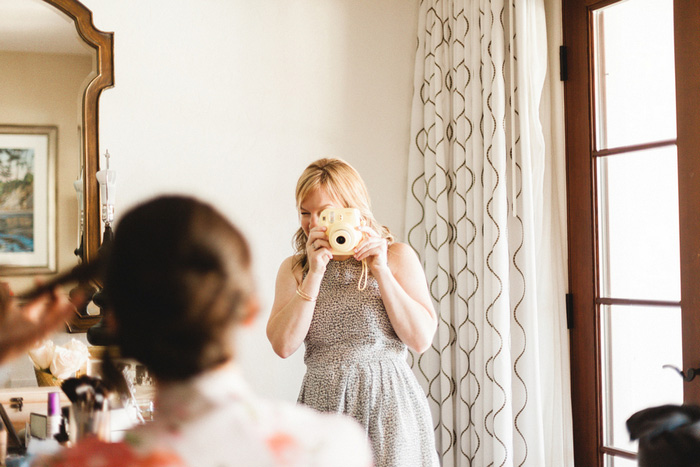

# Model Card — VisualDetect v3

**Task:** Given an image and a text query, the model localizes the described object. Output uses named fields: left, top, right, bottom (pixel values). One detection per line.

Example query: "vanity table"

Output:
left=0, top=359, right=155, bottom=449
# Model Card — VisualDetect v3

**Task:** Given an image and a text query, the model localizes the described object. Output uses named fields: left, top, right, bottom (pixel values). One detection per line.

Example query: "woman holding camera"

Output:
left=267, top=158, right=440, bottom=467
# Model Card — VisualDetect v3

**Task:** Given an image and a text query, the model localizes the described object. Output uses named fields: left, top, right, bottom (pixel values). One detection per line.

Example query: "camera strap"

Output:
left=357, top=259, right=368, bottom=291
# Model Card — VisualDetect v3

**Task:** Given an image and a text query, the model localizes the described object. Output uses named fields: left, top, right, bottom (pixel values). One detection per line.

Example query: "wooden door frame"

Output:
left=563, top=0, right=598, bottom=465
left=563, top=0, right=700, bottom=465
left=675, top=0, right=700, bottom=408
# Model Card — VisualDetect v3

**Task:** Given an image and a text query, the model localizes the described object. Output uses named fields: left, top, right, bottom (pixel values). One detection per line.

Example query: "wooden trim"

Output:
left=563, top=0, right=600, bottom=465
left=592, top=139, right=677, bottom=158
left=601, top=446, right=637, bottom=460
left=43, top=0, right=114, bottom=266
left=675, top=0, right=700, bottom=405
left=585, top=0, right=621, bottom=9
left=597, top=298, right=681, bottom=308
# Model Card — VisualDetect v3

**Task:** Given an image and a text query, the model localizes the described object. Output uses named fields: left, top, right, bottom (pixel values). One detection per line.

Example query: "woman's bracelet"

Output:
left=295, top=286, right=317, bottom=302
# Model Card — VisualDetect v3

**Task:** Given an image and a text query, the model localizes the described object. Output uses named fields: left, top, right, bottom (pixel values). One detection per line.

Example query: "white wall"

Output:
left=80, top=0, right=418, bottom=402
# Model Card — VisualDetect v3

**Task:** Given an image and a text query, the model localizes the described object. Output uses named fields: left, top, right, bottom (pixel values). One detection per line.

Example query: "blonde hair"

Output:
left=292, top=158, right=393, bottom=273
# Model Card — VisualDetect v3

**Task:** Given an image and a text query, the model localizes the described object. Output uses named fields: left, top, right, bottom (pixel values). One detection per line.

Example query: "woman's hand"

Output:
left=306, top=226, right=333, bottom=274
left=354, top=226, right=389, bottom=274
left=0, top=283, right=75, bottom=364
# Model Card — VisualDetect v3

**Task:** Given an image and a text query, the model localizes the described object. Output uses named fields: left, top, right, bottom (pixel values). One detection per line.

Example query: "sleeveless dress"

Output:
left=298, top=258, right=440, bottom=467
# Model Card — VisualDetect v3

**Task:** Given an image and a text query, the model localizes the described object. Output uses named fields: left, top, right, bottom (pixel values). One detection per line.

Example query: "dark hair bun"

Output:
left=104, top=196, right=253, bottom=382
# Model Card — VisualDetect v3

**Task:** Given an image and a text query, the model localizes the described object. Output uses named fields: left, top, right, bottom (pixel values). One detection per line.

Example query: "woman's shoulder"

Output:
left=279, top=255, right=296, bottom=271
left=387, top=241, right=420, bottom=264
left=277, top=255, right=304, bottom=281
left=264, top=401, right=374, bottom=466
left=386, top=242, right=429, bottom=281
left=388, top=241, right=416, bottom=255
left=33, top=400, right=372, bottom=467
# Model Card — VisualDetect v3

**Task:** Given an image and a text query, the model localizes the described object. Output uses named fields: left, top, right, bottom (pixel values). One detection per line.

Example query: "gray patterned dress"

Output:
left=298, top=258, right=440, bottom=467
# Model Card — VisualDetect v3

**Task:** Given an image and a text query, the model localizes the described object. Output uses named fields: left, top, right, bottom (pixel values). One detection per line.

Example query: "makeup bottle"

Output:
left=47, top=392, right=62, bottom=440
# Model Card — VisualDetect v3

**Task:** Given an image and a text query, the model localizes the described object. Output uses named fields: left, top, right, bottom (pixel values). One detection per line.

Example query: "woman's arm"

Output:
left=267, top=225, right=333, bottom=358
left=266, top=257, right=320, bottom=358
left=355, top=235, right=437, bottom=353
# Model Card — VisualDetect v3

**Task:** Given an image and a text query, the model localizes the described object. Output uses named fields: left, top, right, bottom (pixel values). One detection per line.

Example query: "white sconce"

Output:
left=73, top=174, right=84, bottom=259
left=95, top=150, right=116, bottom=227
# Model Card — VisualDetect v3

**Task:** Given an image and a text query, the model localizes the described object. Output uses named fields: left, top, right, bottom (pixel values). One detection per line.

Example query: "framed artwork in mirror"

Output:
left=0, top=125, right=56, bottom=275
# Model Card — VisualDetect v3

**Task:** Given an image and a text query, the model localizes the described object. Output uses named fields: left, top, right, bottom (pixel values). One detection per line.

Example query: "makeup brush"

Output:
left=17, top=260, right=103, bottom=301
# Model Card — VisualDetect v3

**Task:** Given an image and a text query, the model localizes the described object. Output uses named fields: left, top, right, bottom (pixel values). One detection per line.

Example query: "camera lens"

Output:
left=336, top=236, right=346, bottom=245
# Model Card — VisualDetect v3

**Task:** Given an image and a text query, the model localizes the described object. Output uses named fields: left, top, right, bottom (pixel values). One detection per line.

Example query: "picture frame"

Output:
left=0, top=125, right=57, bottom=275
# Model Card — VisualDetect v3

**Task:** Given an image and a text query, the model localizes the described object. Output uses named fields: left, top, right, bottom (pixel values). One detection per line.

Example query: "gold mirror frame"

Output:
left=45, top=0, right=114, bottom=265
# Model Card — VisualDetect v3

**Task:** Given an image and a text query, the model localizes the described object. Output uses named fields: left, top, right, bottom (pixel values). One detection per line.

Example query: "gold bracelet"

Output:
left=295, top=286, right=317, bottom=302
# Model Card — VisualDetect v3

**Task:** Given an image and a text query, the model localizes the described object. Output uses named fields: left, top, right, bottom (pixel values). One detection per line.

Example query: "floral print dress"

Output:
left=33, top=364, right=373, bottom=467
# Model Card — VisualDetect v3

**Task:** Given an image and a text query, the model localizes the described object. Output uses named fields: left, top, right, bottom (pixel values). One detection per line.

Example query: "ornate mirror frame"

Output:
left=45, top=0, right=114, bottom=264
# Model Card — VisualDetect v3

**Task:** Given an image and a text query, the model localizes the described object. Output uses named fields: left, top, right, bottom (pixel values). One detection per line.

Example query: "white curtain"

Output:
left=405, top=0, right=573, bottom=466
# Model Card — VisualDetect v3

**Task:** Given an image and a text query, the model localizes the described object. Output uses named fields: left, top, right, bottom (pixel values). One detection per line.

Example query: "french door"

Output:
left=563, top=0, right=700, bottom=466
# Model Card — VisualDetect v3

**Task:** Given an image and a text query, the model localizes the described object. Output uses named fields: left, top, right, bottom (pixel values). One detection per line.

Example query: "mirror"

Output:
left=0, top=0, right=113, bottom=388
left=0, top=0, right=113, bottom=273
left=51, top=0, right=114, bottom=266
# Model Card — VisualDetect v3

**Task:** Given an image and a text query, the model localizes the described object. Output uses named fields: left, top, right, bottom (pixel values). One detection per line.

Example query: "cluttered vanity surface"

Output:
left=0, top=346, right=155, bottom=466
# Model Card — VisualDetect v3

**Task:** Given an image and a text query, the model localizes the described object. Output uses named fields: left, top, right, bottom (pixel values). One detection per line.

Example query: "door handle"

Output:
left=663, top=364, right=700, bottom=382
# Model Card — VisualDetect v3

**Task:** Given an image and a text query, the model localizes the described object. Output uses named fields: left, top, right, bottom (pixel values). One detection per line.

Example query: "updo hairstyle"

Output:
left=103, top=196, right=254, bottom=382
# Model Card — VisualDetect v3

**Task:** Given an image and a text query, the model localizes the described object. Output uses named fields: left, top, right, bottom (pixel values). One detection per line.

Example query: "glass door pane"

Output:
left=600, top=304, right=682, bottom=452
left=597, top=146, right=680, bottom=301
left=591, top=0, right=679, bottom=463
left=592, top=0, right=676, bottom=149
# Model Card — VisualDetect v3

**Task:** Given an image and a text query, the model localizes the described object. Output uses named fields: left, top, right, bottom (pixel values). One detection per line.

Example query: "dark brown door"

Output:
left=563, top=0, right=700, bottom=465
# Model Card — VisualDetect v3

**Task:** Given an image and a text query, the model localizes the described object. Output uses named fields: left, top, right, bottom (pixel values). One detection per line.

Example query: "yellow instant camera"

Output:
left=319, top=208, right=363, bottom=255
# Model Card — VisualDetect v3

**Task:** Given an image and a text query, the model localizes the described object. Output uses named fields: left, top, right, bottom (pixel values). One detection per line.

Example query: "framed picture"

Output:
left=0, top=125, right=57, bottom=275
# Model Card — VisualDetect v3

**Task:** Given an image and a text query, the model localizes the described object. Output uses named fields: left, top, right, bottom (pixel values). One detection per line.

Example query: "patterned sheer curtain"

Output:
left=405, top=1, right=573, bottom=466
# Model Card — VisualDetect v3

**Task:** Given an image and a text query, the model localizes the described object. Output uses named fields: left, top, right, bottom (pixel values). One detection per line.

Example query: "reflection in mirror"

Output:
left=0, top=0, right=93, bottom=281
left=0, top=0, right=113, bottom=387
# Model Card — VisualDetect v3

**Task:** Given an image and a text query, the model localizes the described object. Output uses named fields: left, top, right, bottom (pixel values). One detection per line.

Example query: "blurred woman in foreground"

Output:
left=35, top=195, right=373, bottom=467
